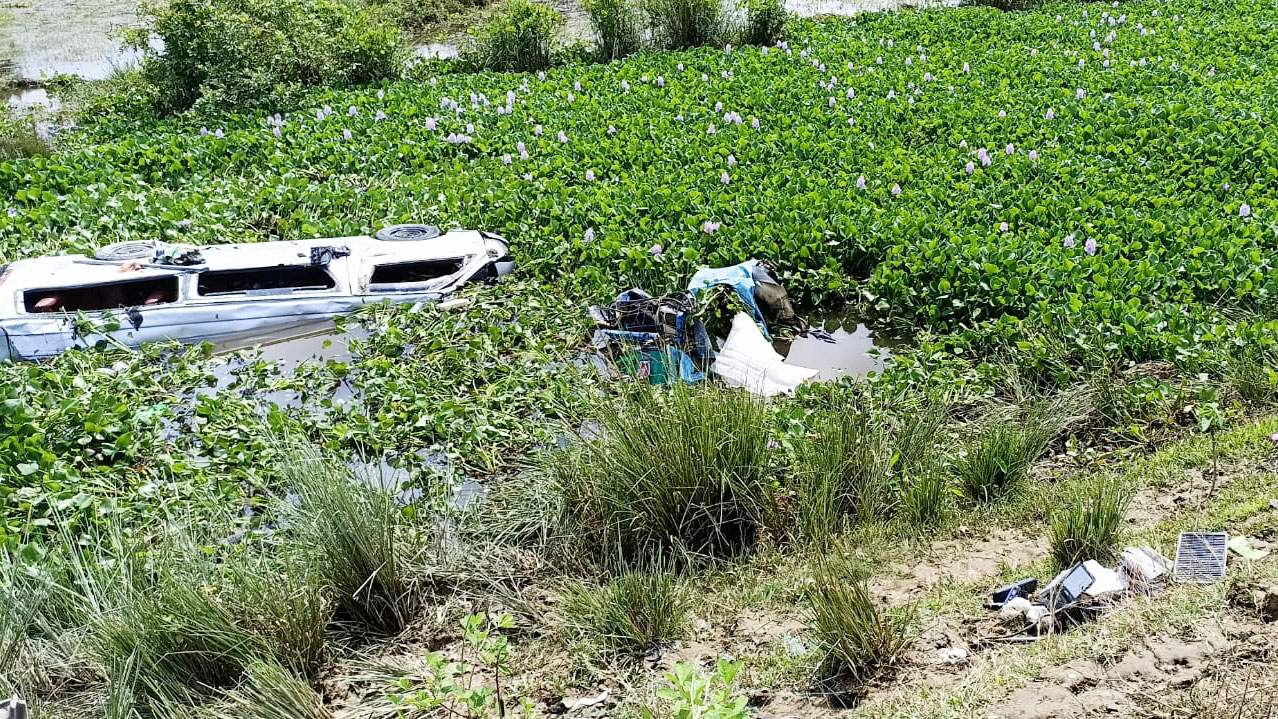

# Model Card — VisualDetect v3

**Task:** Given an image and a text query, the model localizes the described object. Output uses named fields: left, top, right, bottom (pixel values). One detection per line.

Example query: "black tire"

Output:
left=94, top=241, right=156, bottom=261
left=374, top=224, right=442, bottom=242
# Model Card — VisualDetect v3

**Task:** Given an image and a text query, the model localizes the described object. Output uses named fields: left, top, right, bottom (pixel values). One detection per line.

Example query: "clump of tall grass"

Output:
left=558, top=568, right=688, bottom=656
left=739, top=0, right=785, bottom=46
left=0, top=559, right=47, bottom=696
left=1049, top=478, right=1131, bottom=569
left=584, top=0, right=643, bottom=61
left=795, top=410, right=893, bottom=542
left=462, top=0, right=564, bottom=72
left=221, top=550, right=329, bottom=676
left=92, top=560, right=269, bottom=705
left=1223, top=351, right=1278, bottom=405
left=809, top=552, right=913, bottom=682
left=211, top=660, right=333, bottom=719
left=545, top=384, right=778, bottom=564
left=956, top=390, right=1090, bottom=503
left=795, top=399, right=950, bottom=541
left=281, top=444, right=414, bottom=635
left=645, top=0, right=725, bottom=50
left=0, top=106, right=48, bottom=161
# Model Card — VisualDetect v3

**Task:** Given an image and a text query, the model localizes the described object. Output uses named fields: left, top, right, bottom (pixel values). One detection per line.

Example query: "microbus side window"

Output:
left=197, top=266, right=336, bottom=296
left=24, top=277, right=180, bottom=313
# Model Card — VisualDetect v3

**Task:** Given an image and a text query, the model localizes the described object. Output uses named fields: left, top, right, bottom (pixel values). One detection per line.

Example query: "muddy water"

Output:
left=775, top=307, right=899, bottom=381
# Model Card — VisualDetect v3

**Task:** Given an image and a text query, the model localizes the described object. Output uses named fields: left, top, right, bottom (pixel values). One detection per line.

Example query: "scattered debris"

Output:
left=1174, top=531, right=1229, bottom=583
left=986, top=548, right=1174, bottom=642
left=1227, top=536, right=1270, bottom=561
left=988, top=578, right=1038, bottom=609
left=558, top=689, right=610, bottom=713
left=936, top=646, right=969, bottom=665
left=711, top=312, right=817, bottom=396
left=1269, top=498, right=1278, bottom=511
left=0, top=696, right=27, bottom=719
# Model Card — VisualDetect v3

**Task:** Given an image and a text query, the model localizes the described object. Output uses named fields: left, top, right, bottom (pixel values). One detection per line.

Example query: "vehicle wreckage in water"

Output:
left=0, top=225, right=512, bottom=360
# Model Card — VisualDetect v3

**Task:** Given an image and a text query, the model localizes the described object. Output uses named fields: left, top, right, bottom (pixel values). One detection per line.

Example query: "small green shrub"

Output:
left=131, top=0, right=407, bottom=113
left=584, top=0, right=643, bottom=61
left=1049, top=478, right=1131, bottom=569
left=369, top=0, right=488, bottom=31
left=967, top=0, right=1044, bottom=10
left=462, top=0, right=563, bottom=72
left=809, top=553, right=913, bottom=682
left=1224, top=351, right=1278, bottom=404
left=643, top=659, right=749, bottom=719
left=283, top=445, right=413, bottom=635
left=545, top=384, right=778, bottom=564
left=739, top=0, right=785, bottom=46
left=559, top=569, right=688, bottom=655
left=644, top=0, right=725, bottom=50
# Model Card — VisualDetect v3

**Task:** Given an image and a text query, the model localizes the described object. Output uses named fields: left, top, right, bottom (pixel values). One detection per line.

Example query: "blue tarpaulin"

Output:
left=686, top=259, right=770, bottom=339
left=590, top=330, right=705, bottom=383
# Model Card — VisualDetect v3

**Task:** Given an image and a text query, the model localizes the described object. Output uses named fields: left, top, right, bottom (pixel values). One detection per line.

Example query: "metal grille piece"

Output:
left=1174, top=532, right=1228, bottom=583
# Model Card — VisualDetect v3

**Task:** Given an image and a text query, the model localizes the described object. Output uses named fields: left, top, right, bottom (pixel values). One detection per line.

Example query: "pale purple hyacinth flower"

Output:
left=1064, top=234, right=1076, bottom=248
left=568, top=93, right=575, bottom=103
left=650, top=244, right=663, bottom=255
left=425, top=117, right=437, bottom=131
left=920, top=53, right=927, bottom=62
left=725, top=43, right=732, bottom=53
left=1046, top=108, right=1055, bottom=120
left=575, top=80, right=582, bottom=92
left=584, top=228, right=595, bottom=243
left=999, top=222, right=1009, bottom=232
left=558, top=130, right=568, bottom=143
left=702, top=73, right=709, bottom=82
left=1076, top=88, right=1086, bottom=99
left=876, top=56, right=883, bottom=64
left=585, top=169, right=595, bottom=181
left=466, top=123, right=475, bottom=134
left=727, top=154, right=737, bottom=166
left=977, top=147, right=992, bottom=166
left=998, top=109, right=1006, bottom=118
left=720, top=171, right=730, bottom=185
left=963, top=62, right=970, bottom=73
left=215, top=128, right=224, bottom=138
left=847, top=117, right=855, bottom=126
left=608, top=125, right=617, bottom=135
left=751, top=117, right=760, bottom=129
left=516, top=141, right=526, bottom=154
left=1240, top=203, right=1253, bottom=218
left=846, top=87, right=855, bottom=99
left=502, top=154, right=512, bottom=165
left=829, top=97, right=836, bottom=107
left=323, top=104, right=333, bottom=116
left=678, top=62, right=685, bottom=71
left=272, top=126, right=281, bottom=138
left=1005, top=143, right=1015, bottom=155
left=200, top=126, right=209, bottom=136
left=621, top=80, right=630, bottom=92
left=703, top=220, right=720, bottom=233
left=924, top=72, right=933, bottom=82
left=520, top=149, right=530, bottom=160
left=960, top=139, right=968, bottom=148
left=707, top=124, right=716, bottom=135
left=343, top=129, right=352, bottom=140
left=522, top=173, right=533, bottom=180
left=657, top=76, right=665, bottom=87
left=905, top=56, right=913, bottom=66
left=376, top=110, right=386, bottom=121
left=762, top=46, right=768, bottom=56
left=891, top=184, right=901, bottom=195
left=538, top=71, right=546, bottom=81
left=1084, top=238, right=1097, bottom=255
left=535, top=124, right=544, bottom=136
left=856, top=174, right=867, bottom=189
left=676, top=114, right=685, bottom=122
left=1029, top=149, right=1038, bottom=160
left=887, top=90, right=895, bottom=99
left=965, top=161, right=975, bottom=174
left=316, top=109, right=325, bottom=122
left=348, top=106, right=357, bottom=117
left=714, top=101, right=723, bottom=112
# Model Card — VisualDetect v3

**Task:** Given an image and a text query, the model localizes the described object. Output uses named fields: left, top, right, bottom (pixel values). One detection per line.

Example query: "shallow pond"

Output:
left=775, top=307, right=898, bottom=381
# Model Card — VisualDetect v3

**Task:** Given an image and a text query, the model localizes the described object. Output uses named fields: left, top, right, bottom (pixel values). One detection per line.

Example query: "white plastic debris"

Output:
left=1080, top=560, right=1127, bottom=599
left=999, top=597, right=1033, bottom=626
left=560, top=689, right=610, bottom=713
left=937, top=646, right=968, bottom=665
left=711, top=312, right=818, bottom=396
left=1121, top=546, right=1172, bottom=588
